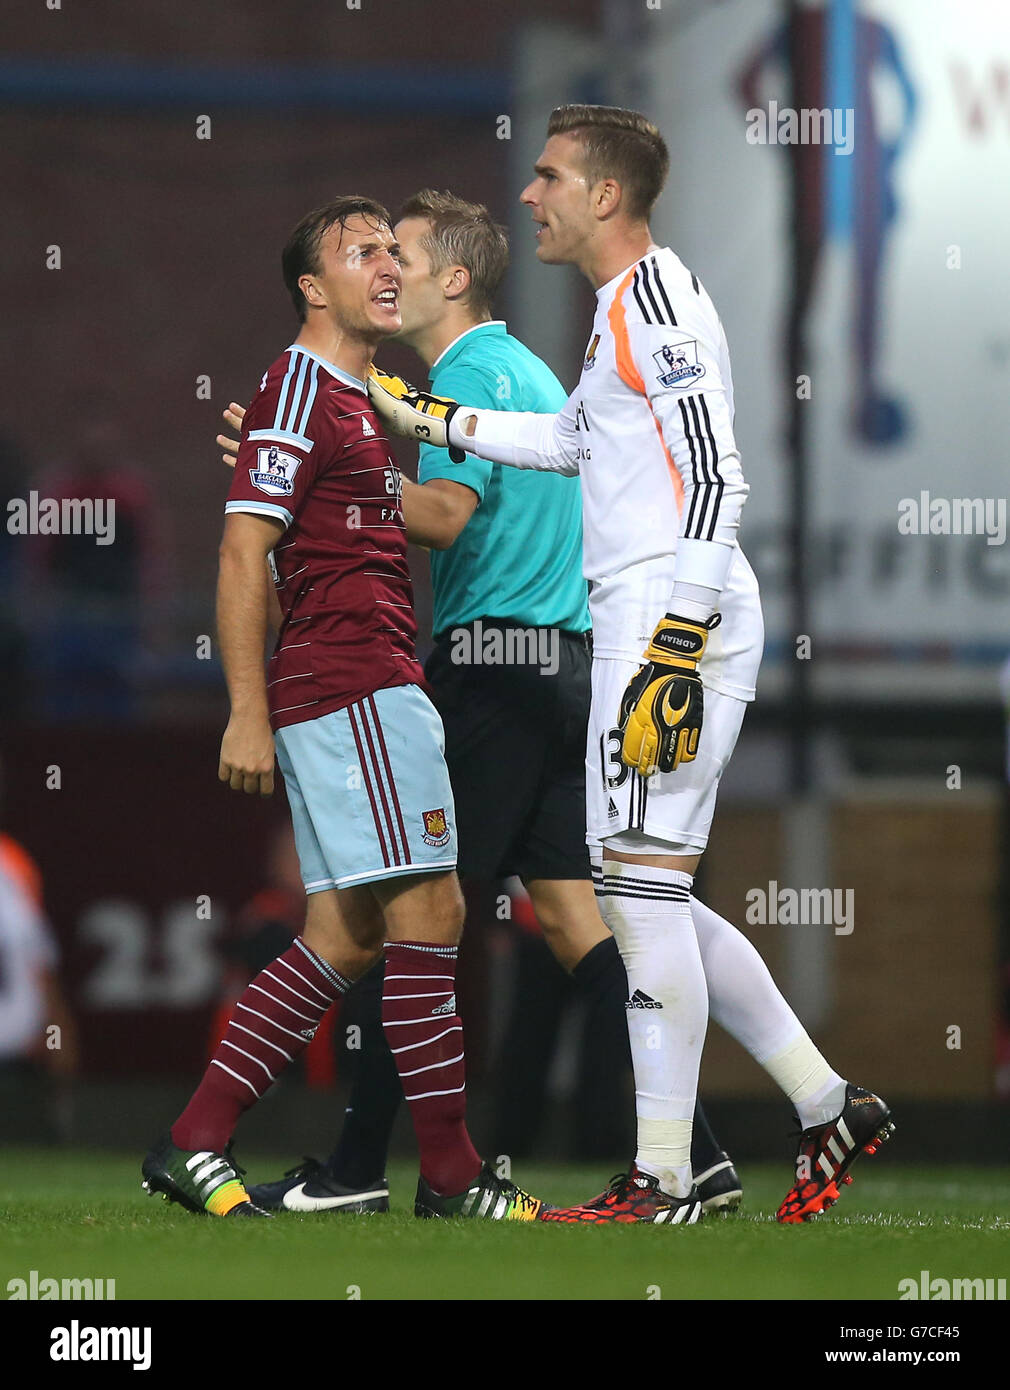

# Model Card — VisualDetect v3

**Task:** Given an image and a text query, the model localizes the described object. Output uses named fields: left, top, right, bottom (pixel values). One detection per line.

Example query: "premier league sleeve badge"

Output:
left=653, top=339, right=706, bottom=390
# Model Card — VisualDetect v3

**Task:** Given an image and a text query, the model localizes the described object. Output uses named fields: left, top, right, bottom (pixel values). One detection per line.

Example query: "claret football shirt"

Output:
left=225, top=343, right=425, bottom=730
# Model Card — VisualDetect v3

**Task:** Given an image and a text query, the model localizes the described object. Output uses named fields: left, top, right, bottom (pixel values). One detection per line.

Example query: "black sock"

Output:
left=572, top=936, right=634, bottom=1158
left=689, top=1097, right=723, bottom=1176
left=491, top=933, right=570, bottom=1159
left=325, top=957, right=402, bottom=1187
left=572, top=934, right=725, bottom=1174
left=572, top=936, right=631, bottom=1069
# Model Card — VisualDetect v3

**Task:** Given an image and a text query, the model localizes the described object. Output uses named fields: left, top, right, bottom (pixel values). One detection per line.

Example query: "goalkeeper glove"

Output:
left=618, top=612, right=721, bottom=776
left=367, top=366, right=466, bottom=463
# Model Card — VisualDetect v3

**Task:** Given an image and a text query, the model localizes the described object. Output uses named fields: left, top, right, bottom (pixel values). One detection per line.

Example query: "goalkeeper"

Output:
left=369, top=117, right=892, bottom=1227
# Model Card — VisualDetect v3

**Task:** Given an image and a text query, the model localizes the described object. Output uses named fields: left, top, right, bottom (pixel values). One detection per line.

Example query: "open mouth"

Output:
left=373, top=288, right=399, bottom=311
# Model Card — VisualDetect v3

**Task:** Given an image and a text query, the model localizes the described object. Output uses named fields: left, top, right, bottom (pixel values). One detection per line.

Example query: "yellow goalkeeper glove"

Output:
left=618, top=612, right=721, bottom=776
left=367, top=366, right=466, bottom=463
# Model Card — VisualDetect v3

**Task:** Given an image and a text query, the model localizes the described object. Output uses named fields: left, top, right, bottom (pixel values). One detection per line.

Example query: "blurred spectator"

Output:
left=25, top=416, right=165, bottom=720
left=0, top=834, right=79, bottom=1142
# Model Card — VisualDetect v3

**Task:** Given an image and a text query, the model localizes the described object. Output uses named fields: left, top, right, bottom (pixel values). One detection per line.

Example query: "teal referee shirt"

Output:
left=418, top=320, right=590, bottom=637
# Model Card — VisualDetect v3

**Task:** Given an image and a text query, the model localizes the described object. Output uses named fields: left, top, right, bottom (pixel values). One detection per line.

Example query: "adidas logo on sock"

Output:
left=431, top=993, right=456, bottom=1016
left=626, top=989, right=663, bottom=1010
left=607, top=797, right=620, bottom=819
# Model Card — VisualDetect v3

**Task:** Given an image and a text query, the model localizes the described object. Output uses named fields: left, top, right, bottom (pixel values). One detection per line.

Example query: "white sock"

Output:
left=689, top=895, right=847, bottom=1128
left=599, top=858, right=708, bottom=1199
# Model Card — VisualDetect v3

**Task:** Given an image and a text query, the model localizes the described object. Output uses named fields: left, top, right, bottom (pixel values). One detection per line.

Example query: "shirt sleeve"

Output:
left=627, top=311, right=749, bottom=597
left=450, top=383, right=582, bottom=477
left=225, top=359, right=334, bottom=530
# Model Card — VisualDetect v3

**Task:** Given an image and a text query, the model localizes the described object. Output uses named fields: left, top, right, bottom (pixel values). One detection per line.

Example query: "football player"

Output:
left=142, top=197, right=544, bottom=1222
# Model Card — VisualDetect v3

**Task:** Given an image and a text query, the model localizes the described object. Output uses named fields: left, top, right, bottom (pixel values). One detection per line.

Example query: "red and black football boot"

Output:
left=777, top=1083, right=894, bottom=1224
left=541, top=1164, right=703, bottom=1225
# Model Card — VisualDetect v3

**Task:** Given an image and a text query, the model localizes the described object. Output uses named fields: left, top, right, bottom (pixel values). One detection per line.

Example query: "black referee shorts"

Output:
left=424, top=620, right=593, bottom=882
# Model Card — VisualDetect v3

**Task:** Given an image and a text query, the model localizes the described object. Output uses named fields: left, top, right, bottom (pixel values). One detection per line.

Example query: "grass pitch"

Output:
left=2, top=1148, right=1009, bottom=1301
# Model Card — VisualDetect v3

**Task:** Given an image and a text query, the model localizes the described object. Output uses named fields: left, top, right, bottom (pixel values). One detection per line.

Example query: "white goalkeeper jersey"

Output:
left=460, top=245, right=763, bottom=701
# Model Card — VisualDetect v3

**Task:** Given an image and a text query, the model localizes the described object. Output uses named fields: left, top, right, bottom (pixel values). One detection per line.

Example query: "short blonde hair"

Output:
left=547, top=105, right=669, bottom=220
left=398, top=190, right=509, bottom=318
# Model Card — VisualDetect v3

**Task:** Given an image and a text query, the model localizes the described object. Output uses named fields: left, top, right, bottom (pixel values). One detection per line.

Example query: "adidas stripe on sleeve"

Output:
left=626, top=257, right=749, bottom=596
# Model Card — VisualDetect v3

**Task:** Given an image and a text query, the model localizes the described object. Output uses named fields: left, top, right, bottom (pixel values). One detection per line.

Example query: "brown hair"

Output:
left=282, top=195, right=392, bottom=321
left=397, top=189, right=509, bottom=319
left=547, top=105, right=669, bottom=220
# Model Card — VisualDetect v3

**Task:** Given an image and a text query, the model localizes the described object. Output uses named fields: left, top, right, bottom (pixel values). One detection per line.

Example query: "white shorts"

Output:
left=585, top=656, right=748, bottom=855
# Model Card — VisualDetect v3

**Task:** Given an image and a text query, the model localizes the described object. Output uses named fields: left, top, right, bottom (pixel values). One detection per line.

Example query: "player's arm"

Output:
left=218, top=365, right=327, bottom=796
left=217, top=402, right=291, bottom=633
left=450, top=394, right=581, bottom=475
left=401, top=475, right=479, bottom=550
left=368, top=367, right=581, bottom=476
left=644, top=336, right=748, bottom=615
left=619, top=311, right=749, bottom=775
left=217, top=511, right=284, bottom=795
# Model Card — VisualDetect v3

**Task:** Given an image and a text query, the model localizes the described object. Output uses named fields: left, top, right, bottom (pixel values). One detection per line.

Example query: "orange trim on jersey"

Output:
left=608, top=267, right=647, bottom=395
left=650, top=414, right=684, bottom=515
left=607, top=266, right=684, bottom=514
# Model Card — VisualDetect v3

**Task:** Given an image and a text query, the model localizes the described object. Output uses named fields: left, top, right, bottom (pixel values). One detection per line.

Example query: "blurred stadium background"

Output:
left=2, top=0, right=1009, bottom=1180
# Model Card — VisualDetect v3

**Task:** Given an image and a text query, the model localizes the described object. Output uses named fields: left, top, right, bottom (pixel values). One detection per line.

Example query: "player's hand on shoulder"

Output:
left=217, top=402, right=246, bottom=468
left=219, top=714, right=275, bottom=795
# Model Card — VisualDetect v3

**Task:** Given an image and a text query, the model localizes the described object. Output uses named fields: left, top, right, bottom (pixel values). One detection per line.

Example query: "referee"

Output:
left=241, top=191, right=739, bottom=1213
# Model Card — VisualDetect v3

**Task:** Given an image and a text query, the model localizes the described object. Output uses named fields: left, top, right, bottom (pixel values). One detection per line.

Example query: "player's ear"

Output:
left=443, top=264, right=471, bottom=303
left=299, top=274, right=327, bottom=311
left=594, top=177, right=622, bottom=221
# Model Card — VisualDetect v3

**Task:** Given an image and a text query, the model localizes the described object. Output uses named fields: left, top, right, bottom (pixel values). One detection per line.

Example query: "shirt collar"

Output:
left=431, top=320, right=507, bottom=375
left=287, top=343, right=366, bottom=393
left=595, top=245, right=664, bottom=301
